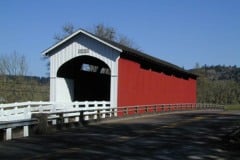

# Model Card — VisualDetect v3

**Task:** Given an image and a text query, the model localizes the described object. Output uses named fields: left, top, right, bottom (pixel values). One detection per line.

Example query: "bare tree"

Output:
left=0, top=51, right=28, bottom=76
left=93, top=24, right=116, bottom=41
left=0, top=51, right=29, bottom=102
left=118, top=34, right=134, bottom=48
left=54, top=23, right=75, bottom=42
left=53, top=23, right=138, bottom=49
left=93, top=23, right=139, bottom=49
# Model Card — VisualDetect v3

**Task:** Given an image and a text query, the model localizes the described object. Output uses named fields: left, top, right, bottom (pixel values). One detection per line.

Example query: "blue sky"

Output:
left=0, top=0, right=240, bottom=77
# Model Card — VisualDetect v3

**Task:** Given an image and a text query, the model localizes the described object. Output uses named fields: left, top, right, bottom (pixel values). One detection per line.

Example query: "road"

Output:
left=0, top=110, right=240, bottom=160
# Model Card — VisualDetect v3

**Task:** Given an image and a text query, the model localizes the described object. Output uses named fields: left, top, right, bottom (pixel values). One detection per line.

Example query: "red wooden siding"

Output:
left=117, top=57, right=196, bottom=107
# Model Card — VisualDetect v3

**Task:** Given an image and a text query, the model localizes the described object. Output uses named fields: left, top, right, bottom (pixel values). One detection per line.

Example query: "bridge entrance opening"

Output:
left=57, top=56, right=111, bottom=101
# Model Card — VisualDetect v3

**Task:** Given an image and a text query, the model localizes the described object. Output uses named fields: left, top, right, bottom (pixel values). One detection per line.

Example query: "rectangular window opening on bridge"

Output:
left=81, top=63, right=110, bottom=75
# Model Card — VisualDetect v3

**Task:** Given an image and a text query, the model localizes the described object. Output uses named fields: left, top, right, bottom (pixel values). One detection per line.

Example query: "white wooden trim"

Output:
left=42, top=29, right=122, bottom=56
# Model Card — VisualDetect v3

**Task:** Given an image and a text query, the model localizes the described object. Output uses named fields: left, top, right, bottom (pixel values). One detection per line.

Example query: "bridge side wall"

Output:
left=117, top=57, right=196, bottom=107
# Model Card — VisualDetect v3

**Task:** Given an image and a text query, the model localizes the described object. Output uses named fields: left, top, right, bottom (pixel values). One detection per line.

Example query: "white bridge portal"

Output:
left=42, top=30, right=120, bottom=110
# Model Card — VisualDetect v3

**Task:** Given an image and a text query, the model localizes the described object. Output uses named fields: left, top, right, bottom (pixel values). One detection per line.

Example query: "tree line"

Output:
left=190, top=65, right=240, bottom=104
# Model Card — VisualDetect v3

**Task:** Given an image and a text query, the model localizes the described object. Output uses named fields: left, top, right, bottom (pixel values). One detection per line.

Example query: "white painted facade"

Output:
left=44, top=30, right=121, bottom=108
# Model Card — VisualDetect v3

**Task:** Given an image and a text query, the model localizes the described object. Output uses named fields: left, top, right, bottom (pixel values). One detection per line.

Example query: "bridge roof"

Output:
left=42, top=29, right=197, bottom=79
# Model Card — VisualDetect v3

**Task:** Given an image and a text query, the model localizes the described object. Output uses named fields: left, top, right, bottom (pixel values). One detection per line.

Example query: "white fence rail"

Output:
left=0, top=101, right=111, bottom=121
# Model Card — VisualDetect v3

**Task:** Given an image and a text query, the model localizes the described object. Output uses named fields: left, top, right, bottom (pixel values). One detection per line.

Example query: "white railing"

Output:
left=0, top=101, right=53, bottom=121
left=0, top=102, right=224, bottom=141
left=0, top=101, right=111, bottom=121
left=0, top=101, right=224, bottom=122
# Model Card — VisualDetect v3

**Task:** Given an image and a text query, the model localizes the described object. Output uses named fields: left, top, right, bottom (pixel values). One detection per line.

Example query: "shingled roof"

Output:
left=42, top=29, right=197, bottom=79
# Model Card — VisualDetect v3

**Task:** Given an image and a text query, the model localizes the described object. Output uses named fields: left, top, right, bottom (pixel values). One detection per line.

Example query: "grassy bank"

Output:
left=225, top=104, right=240, bottom=111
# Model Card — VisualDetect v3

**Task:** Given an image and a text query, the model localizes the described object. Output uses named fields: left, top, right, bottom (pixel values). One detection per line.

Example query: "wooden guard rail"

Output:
left=117, top=103, right=224, bottom=116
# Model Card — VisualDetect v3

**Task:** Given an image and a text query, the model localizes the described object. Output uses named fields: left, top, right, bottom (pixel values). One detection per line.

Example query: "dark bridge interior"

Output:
left=57, top=56, right=111, bottom=101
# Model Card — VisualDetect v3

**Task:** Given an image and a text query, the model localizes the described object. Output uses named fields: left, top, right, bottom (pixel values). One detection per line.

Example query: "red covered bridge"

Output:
left=42, top=29, right=197, bottom=116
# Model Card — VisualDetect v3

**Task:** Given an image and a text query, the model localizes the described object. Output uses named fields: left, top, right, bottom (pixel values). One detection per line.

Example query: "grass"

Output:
left=225, top=104, right=240, bottom=111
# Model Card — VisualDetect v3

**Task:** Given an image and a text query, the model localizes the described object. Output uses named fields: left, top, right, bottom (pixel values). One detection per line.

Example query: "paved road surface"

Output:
left=0, top=110, right=240, bottom=160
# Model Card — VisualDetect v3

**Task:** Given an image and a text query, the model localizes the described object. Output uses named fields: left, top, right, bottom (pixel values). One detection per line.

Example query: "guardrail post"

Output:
left=6, top=128, right=12, bottom=140
left=84, top=101, right=89, bottom=120
left=113, top=108, right=117, bottom=117
left=154, top=105, right=157, bottom=113
left=102, top=101, right=106, bottom=118
left=97, top=110, right=101, bottom=122
left=79, top=111, right=87, bottom=126
left=135, top=106, right=138, bottom=114
left=57, top=113, right=64, bottom=130
left=32, top=113, right=48, bottom=134
left=145, top=106, right=148, bottom=113
left=162, top=105, right=165, bottom=112
left=23, top=126, right=29, bottom=137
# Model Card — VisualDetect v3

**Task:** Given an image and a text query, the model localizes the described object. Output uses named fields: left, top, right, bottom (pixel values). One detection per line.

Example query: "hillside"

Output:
left=190, top=65, right=240, bottom=104
left=0, top=76, right=49, bottom=103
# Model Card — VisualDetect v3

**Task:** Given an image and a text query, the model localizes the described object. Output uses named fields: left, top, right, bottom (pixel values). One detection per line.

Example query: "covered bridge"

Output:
left=42, top=29, right=197, bottom=113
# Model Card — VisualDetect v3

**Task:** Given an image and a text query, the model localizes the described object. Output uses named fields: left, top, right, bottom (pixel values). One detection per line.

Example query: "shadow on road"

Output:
left=0, top=111, right=240, bottom=160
